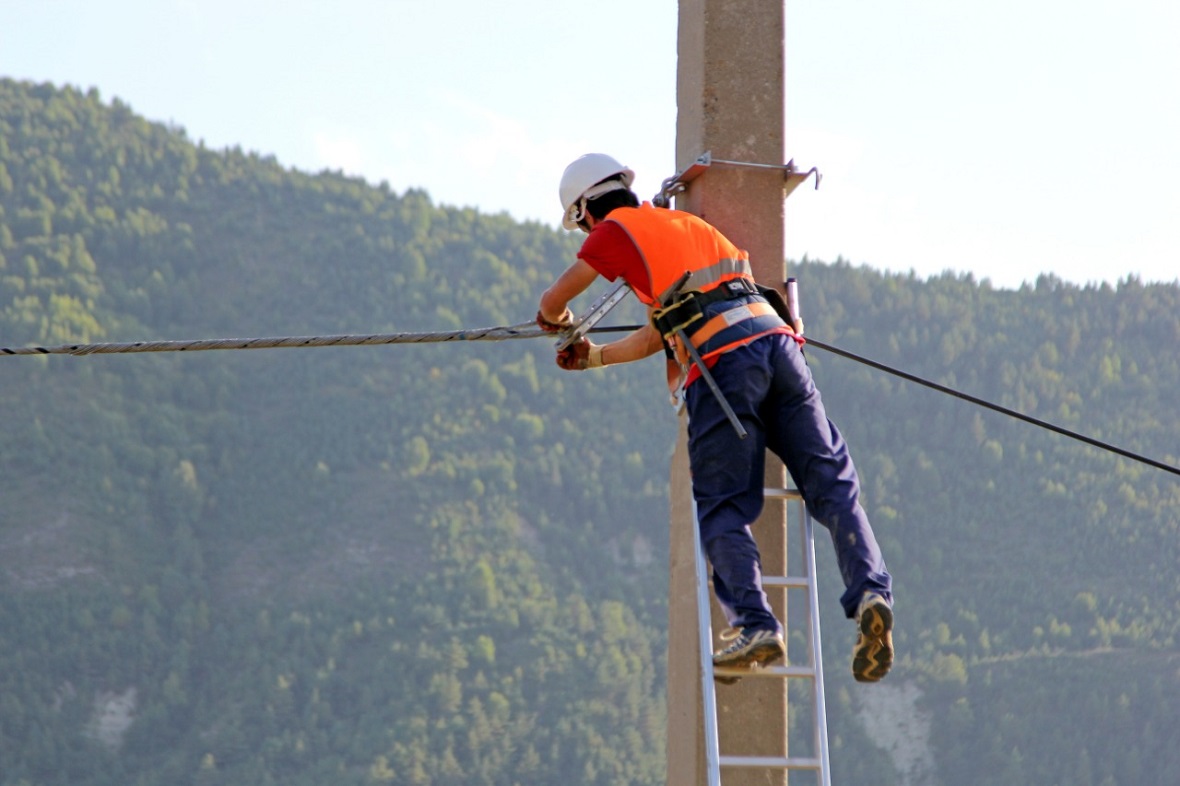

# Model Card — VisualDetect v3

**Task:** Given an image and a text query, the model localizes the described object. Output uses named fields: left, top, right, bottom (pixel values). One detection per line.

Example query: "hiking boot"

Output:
left=852, top=592, right=894, bottom=683
left=713, top=627, right=786, bottom=682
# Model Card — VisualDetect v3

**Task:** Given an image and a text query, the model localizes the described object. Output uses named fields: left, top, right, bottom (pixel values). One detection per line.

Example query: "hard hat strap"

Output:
left=567, top=197, right=588, bottom=227
left=582, top=178, right=628, bottom=203
left=568, top=178, right=629, bottom=227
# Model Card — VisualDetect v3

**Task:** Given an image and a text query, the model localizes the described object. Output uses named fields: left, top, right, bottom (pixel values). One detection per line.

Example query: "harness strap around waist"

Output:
left=685, top=300, right=781, bottom=348
left=651, top=278, right=761, bottom=339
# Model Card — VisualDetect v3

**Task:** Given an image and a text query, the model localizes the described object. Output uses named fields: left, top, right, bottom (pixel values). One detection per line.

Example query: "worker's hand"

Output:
left=556, top=338, right=604, bottom=371
left=536, top=308, right=574, bottom=333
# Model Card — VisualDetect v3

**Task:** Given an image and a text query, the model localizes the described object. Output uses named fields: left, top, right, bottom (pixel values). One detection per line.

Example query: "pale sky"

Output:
left=4, top=0, right=1178, bottom=290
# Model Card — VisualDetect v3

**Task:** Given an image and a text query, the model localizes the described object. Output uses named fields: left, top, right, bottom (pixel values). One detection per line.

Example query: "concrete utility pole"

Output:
left=667, top=1, right=789, bottom=785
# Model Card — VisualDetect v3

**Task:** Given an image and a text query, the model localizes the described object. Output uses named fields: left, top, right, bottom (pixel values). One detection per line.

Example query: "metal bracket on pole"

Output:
left=653, top=151, right=822, bottom=208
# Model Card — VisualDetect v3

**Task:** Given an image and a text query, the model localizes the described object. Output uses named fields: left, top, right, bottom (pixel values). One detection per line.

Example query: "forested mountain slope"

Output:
left=2, top=79, right=1178, bottom=785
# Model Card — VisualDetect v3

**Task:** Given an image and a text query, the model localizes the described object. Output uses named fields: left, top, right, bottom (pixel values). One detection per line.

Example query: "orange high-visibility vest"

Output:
left=603, top=204, right=754, bottom=305
left=605, top=204, right=794, bottom=383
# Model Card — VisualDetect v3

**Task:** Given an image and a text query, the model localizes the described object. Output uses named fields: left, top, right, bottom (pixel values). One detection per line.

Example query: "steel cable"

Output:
left=2, top=321, right=1175, bottom=477
left=0, top=322, right=602, bottom=356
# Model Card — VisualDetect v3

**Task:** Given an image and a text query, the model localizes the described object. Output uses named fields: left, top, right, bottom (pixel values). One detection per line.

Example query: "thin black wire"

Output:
left=596, top=325, right=1180, bottom=478
left=802, top=337, right=1179, bottom=478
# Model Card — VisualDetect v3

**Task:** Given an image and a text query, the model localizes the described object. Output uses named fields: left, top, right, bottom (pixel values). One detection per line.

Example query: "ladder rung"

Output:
left=761, top=575, right=811, bottom=589
left=713, top=664, right=815, bottom=680
left=763, top=487, right=803, bottom=500
left=720, top=755, right=823, bottom=771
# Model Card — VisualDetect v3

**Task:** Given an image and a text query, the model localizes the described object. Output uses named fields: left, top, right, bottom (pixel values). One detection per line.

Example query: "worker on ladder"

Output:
left=536, top=153, right=895, bottom=683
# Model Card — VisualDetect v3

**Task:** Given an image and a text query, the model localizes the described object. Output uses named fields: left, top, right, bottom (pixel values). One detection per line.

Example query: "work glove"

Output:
left=536, top=308, right=574, bottom=333
left=556, top=337, right=604, bottom=371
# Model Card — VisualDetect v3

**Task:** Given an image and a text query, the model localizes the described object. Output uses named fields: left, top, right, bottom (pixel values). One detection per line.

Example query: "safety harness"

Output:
left=652, top=277, right=797, bottom=363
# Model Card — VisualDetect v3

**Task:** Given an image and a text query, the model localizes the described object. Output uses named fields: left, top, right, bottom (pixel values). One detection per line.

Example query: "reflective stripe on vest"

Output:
left=681, top=302, right=800, bottom=388
left=669, top=300, right=790, bottom=368
left=603, top=204, right=754, bottom=305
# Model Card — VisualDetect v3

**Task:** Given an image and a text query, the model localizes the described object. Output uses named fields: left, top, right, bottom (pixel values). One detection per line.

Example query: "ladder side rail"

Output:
left=692, top=500, right=724, bottom=786
left=798, top=497, right=833, bottom=786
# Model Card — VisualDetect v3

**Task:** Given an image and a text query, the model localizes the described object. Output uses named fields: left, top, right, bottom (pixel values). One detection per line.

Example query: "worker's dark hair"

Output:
left=585, top=179, right=639, bottom=221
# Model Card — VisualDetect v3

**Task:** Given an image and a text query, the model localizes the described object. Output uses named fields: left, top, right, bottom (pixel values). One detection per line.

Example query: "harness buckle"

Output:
left=652, top=296, right=704, bottom=339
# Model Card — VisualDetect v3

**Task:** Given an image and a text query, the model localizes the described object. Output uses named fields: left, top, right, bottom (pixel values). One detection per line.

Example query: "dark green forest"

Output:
left=2, top=79, right=1178, bottom=786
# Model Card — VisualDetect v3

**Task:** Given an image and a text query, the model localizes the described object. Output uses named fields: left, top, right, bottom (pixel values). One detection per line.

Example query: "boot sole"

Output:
left=853, top=601, right=894, bottom=683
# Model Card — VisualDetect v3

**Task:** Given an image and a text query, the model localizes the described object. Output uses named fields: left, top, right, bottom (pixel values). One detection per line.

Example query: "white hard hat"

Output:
left=559, top=153, right=635, bottom=230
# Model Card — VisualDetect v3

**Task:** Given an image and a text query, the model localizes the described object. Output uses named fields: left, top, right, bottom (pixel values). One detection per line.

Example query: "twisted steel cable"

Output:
left=2, top=322, right=1175, bottom=477
left=0, top=322, right=584, bottom=356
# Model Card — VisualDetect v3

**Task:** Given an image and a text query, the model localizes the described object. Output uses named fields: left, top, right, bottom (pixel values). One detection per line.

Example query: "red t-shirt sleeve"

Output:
left=576, top=220, right=654, bottom=301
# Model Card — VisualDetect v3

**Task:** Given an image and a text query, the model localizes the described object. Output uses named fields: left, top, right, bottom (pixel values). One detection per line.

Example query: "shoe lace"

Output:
left=857, top=592, right=888, bottom=622
left=716, top=628, right=753, bottom=656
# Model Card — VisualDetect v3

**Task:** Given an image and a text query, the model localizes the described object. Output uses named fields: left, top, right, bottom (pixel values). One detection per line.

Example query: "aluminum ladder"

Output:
left=693, top=486, right=832, bottom=785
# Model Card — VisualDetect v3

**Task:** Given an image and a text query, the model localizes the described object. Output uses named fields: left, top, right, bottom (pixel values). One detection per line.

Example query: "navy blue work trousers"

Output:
left=686, top=332, right=892, bottom=633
